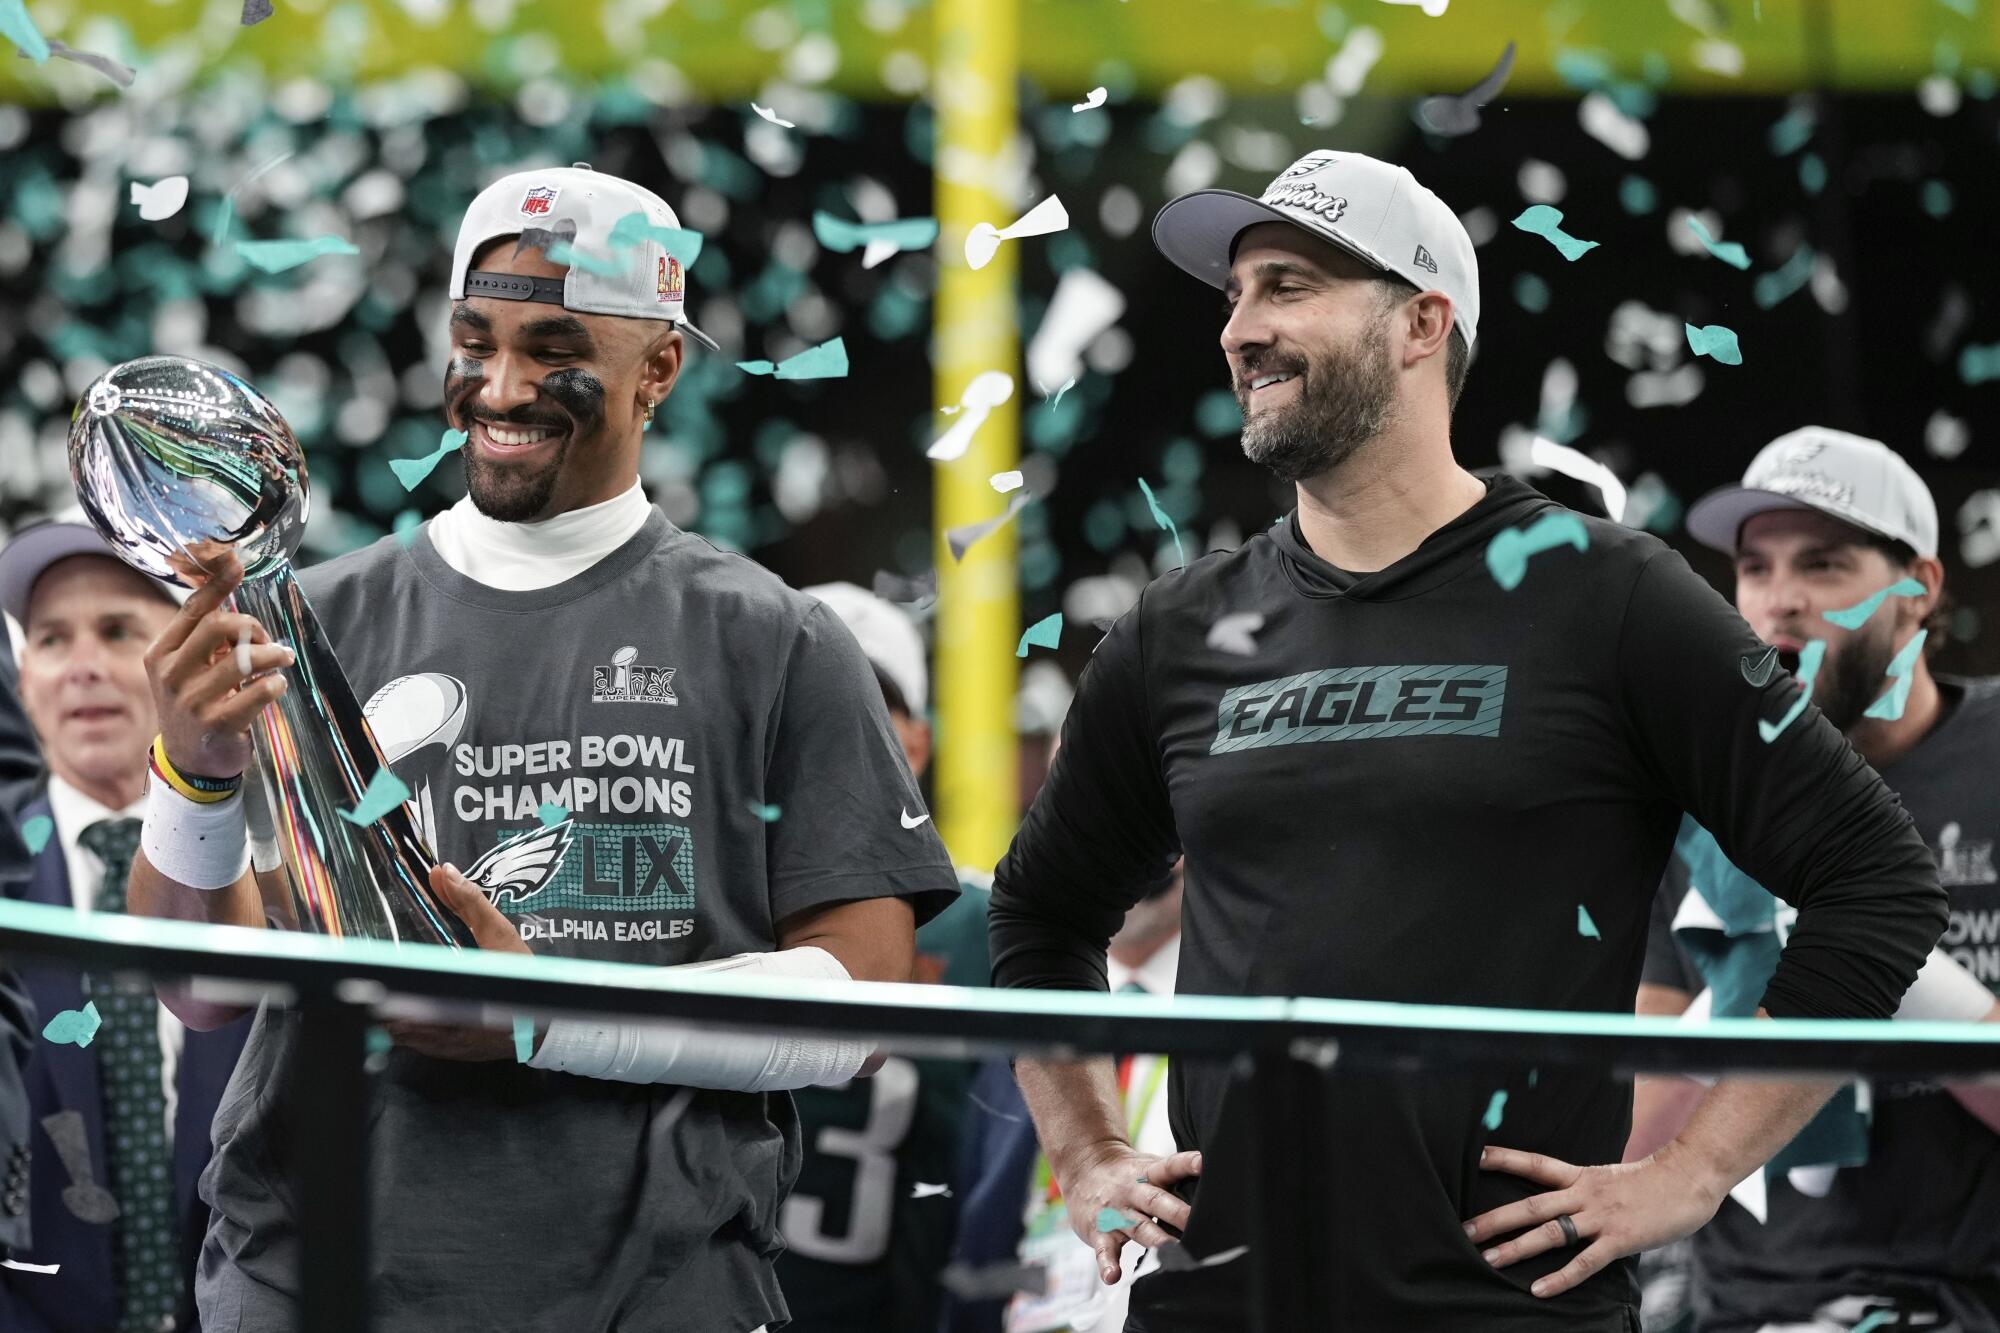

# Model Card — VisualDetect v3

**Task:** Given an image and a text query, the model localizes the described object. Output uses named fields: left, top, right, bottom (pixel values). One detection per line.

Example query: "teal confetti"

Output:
left=1618, top=175, right=1657, bottom=215
left=1864, top=631, right=1927, bottom=721
left=545, top=241, right=625, bottom=277
left=536, top=801, right=569, bottom=827
left=1933, top=0, right=1976, bottom=16
left=1512, top=273, right=1550, bottom=313
left=392, top=510, right=424, bottom=547
left=1759, top=639, right=1827, bottom=743
left=1050, top=376, right=1078, bottom=411
left=1799, top=153, right=1827, bottom=195
left=1921, top=181, right=1954, bottom=218
left=1823, top=577, right=1926, bottom=630
left=234, top=236, right=360, bottom=274
left=0, top=0, right=49, bottom=62
left=388, top=429, right=467, bottom=491
left=1684, top=216, right=1751, bottom=270
left=19, top=813, right=52, bottom=856
left=42, top=1001, right=100, bottom=1047
left=811, top=212, right=939, bottom=256
left=737, top=337, right=849, bottom=381
left=1576, top=905, right=1601, bottom=940
left=1753, top=245, right=1815, bottom=310
left=1849, top=1314, right=1895, bottom=1333
left=1017, top=612, right=1062, bottom=658
left=1767, top=107, right=1815, bottom=155
left=1684, top=323, right=1743, bottom=366
left=1510, top=205, right=1598, bottom=261
left=1528, top=1069, right=1539, bottom=1088
left=338, top=767, right=412, bottom=827
left=1137, top=477, right=1187, bottom=569
left=366, top=1027, right=392, bottom=1057
left=1960, top=343, right=2000, bottom=386
left=606, top=212, right=705, bottom=267
left=747, top=801, right=783, bottom=822
left=1095, top=1207, right=1141, bottom=1233
left=1484, top=513, right=1589, bottom=591
left=513, top=1016, right=535, bottom=1063
left=1482, top=1090, right=1508, bottom=1131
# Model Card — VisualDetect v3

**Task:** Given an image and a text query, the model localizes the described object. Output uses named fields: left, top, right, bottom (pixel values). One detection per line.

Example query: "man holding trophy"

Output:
left=75, top=165, right=959, bottom=1332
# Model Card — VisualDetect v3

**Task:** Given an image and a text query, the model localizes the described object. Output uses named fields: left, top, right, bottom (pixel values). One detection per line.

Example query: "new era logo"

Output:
left=1413, top=244, right=1438, bottom=274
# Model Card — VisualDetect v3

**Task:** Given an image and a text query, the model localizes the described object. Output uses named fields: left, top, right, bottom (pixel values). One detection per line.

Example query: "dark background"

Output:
left=1, top=82, right=1994, bottom=679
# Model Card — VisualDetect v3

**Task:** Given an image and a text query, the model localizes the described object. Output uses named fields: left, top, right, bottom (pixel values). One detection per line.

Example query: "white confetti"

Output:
left=750, top=102, right=797, bottom=128
left=1960, top=491, right=2000, bottom=569
left=964, top=195, right=1068, bottom=271
left=928, top=372, right=1016, bottom=461
left=1072, top=86, right=1108, bottom=112
left=990, top=470, right=1025, bottom=493
left=1530, top=437, right=1627, bottom=523
left=1578, top=91, right=1651, bottom=161
left=0, top=1259, right=59, bottom=1274
left=1206, top=612, right=1266, bottom=656
left=131, top=177, right=190, bottom=222
left=910, top=1181, right=953, bottom=1199
left=1925, top=410, right=1969, bottom=461
left=1027, top=268, right=1126, bottom=394
left=1379, top=0, right=1448, bottom=13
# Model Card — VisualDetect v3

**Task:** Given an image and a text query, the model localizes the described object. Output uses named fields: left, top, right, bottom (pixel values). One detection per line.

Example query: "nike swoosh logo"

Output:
left=900, top=808, right=931, bottom=830
left=1740, top=645, right=1780, bottom=688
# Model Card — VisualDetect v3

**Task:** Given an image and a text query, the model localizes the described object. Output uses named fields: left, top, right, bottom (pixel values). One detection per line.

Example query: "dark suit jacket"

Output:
left=0, top=654, right=43, bottom=1261
left=0, top=792, right=251, bottom=1333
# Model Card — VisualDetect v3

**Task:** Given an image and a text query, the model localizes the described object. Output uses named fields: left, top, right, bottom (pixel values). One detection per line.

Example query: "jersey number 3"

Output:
left=780, top=1057, right=919, bottom=1264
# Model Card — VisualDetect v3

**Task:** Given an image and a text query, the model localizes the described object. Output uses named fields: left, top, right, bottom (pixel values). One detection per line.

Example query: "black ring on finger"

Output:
left=1555, top=1213, right=1580, bottom=1247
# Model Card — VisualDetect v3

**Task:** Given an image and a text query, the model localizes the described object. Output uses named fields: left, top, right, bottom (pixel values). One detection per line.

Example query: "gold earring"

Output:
left=642, top=399, right=656, bottom=425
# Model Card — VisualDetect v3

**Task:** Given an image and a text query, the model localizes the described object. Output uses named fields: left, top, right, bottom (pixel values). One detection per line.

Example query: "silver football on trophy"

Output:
left=68, top=355, right=308, bottom=587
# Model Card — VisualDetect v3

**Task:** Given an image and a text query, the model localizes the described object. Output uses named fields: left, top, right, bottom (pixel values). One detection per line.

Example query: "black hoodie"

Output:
left=989, top=475, right=1946, bottom=1331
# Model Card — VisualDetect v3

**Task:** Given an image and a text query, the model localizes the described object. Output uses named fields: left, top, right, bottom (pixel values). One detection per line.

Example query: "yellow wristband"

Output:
left=150, top=736, right=241, bottom=805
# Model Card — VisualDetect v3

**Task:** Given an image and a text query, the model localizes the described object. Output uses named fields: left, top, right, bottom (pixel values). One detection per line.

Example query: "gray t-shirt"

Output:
left=197, top=508, right=959, bottom=1333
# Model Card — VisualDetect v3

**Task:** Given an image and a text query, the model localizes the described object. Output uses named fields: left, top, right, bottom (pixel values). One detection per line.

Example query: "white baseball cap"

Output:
left=805, top=582, right=927, bottom=718
left=450, top=163, right=719, bottom=352
left=1686, top=426, right=1938, bottom=559
left=1152, top=149, right=1481, bottom=348
left=0, top=508, right=186, bottom=627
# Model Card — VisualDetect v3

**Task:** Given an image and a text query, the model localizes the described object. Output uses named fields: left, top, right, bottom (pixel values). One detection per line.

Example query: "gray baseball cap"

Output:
left=0, top=509, right=185, bottom=627
left=1152, top=149, right=1481, bottom=348
left=1686, top=426, right=1938, bottom=559
left=450, top=163, right=719, bottom=352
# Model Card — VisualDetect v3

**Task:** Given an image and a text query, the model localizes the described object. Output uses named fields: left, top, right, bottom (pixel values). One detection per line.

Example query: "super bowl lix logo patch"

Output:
left=658, top=254, right=684, bottom=302
left=593, top=645, right=679, bottom=705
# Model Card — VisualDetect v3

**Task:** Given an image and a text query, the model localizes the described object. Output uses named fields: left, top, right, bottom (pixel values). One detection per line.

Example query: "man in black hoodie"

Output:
left=987, top=149, right=1948, bottom=1331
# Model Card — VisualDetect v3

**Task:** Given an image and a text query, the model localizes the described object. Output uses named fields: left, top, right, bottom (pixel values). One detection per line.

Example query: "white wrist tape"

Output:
left=141, top=774, right=251, bottom=890
left=528, top=945, right=873, bottom=1091
left=1895, top=947, right=1999, bottom=1023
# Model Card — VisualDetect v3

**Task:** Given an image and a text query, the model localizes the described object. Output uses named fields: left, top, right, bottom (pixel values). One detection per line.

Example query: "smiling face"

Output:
left=18, top=555, right=179, bottom=804
left=1734, top=508, right=1935, bottom=732
left=1220, top=223, right=1407, bottom=483
left=445, top=238, right=683, bottom=522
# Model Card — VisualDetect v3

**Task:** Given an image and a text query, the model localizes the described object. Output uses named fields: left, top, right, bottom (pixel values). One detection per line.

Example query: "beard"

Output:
left=445, top=363, right=607, bottom=523
left=1235, top=303, right=1399, bottom=484
left=462, top=432, right=572, bottom=522
left=1811, top=622, right=1900, bottom=731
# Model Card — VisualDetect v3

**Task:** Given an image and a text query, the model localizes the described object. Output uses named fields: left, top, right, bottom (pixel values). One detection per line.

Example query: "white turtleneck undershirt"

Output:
left=424, top=479, right=652, bottom=591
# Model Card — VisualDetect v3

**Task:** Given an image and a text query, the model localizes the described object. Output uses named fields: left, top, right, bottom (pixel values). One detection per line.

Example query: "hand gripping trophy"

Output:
left=68, top=355, right=473, bottom=946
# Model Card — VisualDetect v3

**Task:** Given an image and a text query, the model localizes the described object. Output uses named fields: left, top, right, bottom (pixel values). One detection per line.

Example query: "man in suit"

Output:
left=0, top=516, right=250, bottom=1333
left=0, top=651, right=44, bottom=1266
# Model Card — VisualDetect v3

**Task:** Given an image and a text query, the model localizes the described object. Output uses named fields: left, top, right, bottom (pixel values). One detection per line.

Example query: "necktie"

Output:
left=80, top=816, right=181, bottom=1333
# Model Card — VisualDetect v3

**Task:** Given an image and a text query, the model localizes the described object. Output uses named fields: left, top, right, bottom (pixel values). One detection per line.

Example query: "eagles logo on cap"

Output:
left=520, top=185, right=559, bottom=217
left=657, top=255, right=683, bottom=302
left=1278, top=150, right=1338, bottom=181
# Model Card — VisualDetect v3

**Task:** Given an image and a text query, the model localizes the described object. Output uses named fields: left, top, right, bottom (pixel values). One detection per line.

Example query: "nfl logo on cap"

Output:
left=520, top=185, right=558, bottom=217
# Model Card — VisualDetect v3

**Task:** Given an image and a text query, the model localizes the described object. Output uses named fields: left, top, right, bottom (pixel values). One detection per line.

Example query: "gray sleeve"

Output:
left=762, top=602, right=958, bottom=927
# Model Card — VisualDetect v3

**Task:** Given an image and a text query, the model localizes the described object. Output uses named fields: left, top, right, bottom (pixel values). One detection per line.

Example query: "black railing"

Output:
left=4, top=896, right=1998, bottom=1332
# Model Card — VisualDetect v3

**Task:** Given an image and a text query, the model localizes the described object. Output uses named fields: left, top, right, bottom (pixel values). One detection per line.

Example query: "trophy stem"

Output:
left=234, top=562, right=474, bottom=948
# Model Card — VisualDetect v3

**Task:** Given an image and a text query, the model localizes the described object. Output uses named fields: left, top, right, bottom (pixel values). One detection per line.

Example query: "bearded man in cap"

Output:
left=126, top=165, right=958, bottom=1333
left=987, top=151, right=1946, bottom=1330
